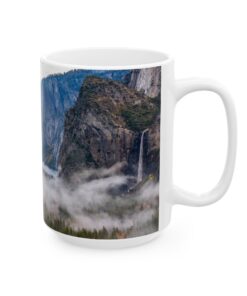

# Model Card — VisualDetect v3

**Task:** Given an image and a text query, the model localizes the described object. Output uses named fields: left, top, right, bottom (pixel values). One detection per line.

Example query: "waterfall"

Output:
left=137, top=129, right=148, bottom=183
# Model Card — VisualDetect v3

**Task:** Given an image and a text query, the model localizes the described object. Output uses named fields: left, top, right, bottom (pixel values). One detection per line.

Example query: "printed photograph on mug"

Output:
left=42, top=67, right=161, bottom=239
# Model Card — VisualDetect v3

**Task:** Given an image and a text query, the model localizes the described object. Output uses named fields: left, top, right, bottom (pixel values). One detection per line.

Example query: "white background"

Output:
left=0, top=0, right=246, bottom=295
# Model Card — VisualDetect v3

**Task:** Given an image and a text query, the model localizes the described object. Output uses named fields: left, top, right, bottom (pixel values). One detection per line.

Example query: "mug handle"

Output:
left=172, top=78, right=237, bottom=206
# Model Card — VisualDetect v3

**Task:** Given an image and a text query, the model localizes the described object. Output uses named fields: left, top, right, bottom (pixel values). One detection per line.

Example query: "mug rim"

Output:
left=40, top=47, right=173, bottom=70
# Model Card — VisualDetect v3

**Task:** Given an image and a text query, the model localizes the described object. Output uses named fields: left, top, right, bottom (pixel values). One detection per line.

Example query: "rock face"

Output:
left=58, top=76, right=160, bottom=181
left=41, top=70, right=130, bottom=170
left=127, top=67, right=161, bottom=178
left=128, top=67, right=161, bottom=98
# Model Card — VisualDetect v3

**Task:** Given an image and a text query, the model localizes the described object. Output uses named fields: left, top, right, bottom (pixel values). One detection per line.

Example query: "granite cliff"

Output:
left=41, top=70, right=130, bottom=170
left=58, top=75, right=160, bottom=183
left=128, top=67, right=161, bottom=98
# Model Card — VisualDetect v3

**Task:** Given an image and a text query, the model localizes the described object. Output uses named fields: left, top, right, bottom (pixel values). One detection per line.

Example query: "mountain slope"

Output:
left=58, top=76, right=160, bottom=181
left=41, top=70, right=130, bottom=170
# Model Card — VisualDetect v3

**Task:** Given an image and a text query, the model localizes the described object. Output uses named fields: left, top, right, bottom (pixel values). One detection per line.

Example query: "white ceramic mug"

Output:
left=41, top=48, right=237, bottom=248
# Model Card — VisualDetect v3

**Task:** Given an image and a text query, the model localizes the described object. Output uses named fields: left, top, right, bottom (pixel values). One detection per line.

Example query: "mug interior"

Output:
left=41, top=48, right=170, bottom=69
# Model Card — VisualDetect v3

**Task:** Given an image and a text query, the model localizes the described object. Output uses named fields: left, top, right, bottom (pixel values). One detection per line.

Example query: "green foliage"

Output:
left=151, top=94, right=161, bottom=109
left=44, top=214, right=128, bottom=239
left=82, top=76, right=161, bottom=132
left=121, top=104, right=158, bottom=132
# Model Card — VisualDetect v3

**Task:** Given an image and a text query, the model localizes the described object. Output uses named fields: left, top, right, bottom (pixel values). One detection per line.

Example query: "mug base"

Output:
left=48, top=226, right=161, bottom=249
